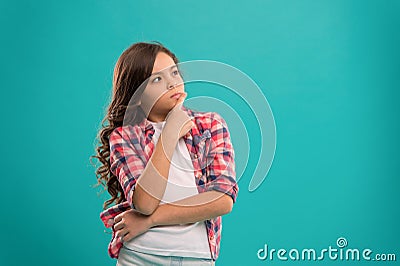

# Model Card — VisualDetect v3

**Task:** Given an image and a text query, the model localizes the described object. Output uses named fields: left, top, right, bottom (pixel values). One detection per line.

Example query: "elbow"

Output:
left=225, top=200, right=233, bottom=214
left=133, top=201, right=157, bottom=216
left=137, top=208, right=155, bottom=216
left=220, top=194, right=233, bottom=215
left=131, top=191, right=158, bottom=216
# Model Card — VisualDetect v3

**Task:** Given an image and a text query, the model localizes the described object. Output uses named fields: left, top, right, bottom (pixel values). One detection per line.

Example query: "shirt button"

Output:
left=193, top=154, right=198, bottom=159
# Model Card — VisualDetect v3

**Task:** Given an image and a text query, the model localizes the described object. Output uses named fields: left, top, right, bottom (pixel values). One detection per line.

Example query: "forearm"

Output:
left=133, top=133, right=178, bottom=215
left=149, top=191, right=233, bottom=226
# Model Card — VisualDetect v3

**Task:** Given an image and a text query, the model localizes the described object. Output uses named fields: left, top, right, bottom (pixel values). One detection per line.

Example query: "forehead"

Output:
left=152, top=52, right=176, bottom=74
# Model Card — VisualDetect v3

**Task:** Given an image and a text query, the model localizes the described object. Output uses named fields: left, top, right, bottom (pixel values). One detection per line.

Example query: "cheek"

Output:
left=176, top=83, right=185, bottom=91
left=176, top=75, right=184, bottom=84
left=154, top=94, right=175, bottom=110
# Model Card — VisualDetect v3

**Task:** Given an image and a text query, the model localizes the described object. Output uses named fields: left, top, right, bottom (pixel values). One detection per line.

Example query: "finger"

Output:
left=122, top=233, right=134, bottom=242
left=169, top=93, right=187, bottom=114
left=114, top=214, right=122, bottom=223
left=179, top=92, right=187, bottom=101
left=116, top=228, right=129, bottom=240
left=114, top=220, right=125, bottom=231
left=176, top=92, right=187, bottom=107
left=185, top=121, right=195, bottom=132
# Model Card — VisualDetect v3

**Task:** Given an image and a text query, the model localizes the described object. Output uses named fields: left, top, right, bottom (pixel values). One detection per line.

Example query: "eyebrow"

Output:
left=150, top=65, right=178, bottom=76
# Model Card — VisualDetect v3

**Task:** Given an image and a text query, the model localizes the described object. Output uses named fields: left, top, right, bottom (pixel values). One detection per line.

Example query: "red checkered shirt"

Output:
left=99, top=105, right=238, bottom=260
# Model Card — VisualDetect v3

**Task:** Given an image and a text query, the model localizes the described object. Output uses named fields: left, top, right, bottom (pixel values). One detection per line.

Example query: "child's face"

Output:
left=141, top=52, right=185, bottom=119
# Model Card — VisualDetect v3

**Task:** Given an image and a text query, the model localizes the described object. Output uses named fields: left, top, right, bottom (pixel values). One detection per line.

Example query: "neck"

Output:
left=148, top=112, right=167, bottom=122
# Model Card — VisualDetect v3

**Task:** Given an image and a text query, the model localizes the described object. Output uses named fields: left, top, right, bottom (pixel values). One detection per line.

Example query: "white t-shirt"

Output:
left=123, top=120, right=211, bottom=258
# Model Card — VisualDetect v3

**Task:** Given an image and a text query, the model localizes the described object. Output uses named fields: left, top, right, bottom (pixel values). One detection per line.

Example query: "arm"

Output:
left=132, top=134, right=177, bottom=215
left=109, top=129, right=170, bottom=216
left=114, top=113, right=239, bottom=241
left=114, top=191, right=233, bottom=242
left=133, top=95, right=193, bottom=215
left=110, top=94, right=193, bottom=215
left=151, top=190, right=233, bottom=226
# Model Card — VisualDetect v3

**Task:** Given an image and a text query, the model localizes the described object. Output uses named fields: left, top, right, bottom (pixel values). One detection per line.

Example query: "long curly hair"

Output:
left=91, top=41, right=179, bottom=209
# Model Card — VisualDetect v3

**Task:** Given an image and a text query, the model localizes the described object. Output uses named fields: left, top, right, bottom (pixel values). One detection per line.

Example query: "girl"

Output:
left=93, top=42, right=238, bottom=265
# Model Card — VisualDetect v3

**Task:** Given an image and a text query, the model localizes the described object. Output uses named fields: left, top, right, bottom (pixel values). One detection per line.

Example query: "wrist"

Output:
left=159, top=130, right=179, bottom=154
left=148, top=212, right=159, bottom=227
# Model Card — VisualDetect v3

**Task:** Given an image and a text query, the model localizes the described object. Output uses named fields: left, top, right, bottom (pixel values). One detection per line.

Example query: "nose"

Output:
left=168, top=82, right=177, bottom=90
left=166, top=71, right=181, bottom=90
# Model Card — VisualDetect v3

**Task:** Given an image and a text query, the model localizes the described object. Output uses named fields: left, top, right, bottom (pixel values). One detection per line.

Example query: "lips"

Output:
left=170, top=92, right=182, bottom=99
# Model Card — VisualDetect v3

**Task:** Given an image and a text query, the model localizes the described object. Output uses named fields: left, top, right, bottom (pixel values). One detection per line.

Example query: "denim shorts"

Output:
left=116, top=246, right=216, bottom=266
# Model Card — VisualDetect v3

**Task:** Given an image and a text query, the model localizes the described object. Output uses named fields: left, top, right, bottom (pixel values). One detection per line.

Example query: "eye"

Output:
left=152, top=76, right=161, bottom=83
left=172, top=69, right=180, bottom=76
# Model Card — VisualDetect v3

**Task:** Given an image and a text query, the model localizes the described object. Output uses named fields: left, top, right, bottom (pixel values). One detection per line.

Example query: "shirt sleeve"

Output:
left=109, top=126, right=145, bottom=209
left=205, top=113, right=239, bottom=203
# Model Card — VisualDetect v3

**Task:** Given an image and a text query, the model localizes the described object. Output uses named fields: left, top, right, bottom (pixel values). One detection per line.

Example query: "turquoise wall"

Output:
left=1, top=0, right=398, bottom=265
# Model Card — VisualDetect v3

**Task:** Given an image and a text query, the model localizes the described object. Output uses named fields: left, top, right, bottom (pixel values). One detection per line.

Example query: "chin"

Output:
left=163, top=103, right=176, bottom=112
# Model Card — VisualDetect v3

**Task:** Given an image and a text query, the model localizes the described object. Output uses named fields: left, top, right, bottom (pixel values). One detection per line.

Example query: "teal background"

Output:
left=1, top=0, right=399, bottom=265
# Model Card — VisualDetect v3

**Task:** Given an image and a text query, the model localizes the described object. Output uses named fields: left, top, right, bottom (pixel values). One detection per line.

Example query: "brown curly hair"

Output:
left=91, top=41, right=179, bottom=209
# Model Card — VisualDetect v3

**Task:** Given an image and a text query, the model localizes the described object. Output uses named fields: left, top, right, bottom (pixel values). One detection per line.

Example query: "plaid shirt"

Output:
left=99, top=105, right=238, bottom=260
